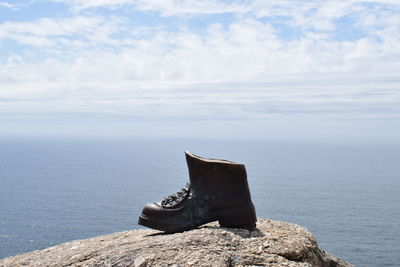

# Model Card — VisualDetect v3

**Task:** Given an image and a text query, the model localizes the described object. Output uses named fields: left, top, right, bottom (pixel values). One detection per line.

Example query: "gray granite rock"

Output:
left=0, top=218, right=354, bottom=267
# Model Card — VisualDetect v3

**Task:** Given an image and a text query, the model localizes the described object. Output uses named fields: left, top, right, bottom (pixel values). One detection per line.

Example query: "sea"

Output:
left=0, top=136, right=399, bottom=267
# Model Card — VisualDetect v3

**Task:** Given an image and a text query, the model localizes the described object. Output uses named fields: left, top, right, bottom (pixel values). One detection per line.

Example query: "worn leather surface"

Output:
left=139, top=151, right=256, bottom=232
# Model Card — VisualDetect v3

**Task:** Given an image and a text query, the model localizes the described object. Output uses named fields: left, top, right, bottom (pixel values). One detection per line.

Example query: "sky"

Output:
left=0, top=0, right=399, bottom=142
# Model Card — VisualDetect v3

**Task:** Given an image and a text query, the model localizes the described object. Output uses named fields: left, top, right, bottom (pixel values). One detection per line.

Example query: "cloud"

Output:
left=50, top=0, right=248, bottom=15
left=49, top=0, right=135, bottom=12
left=1, top=77, right=399, bottom=124
left=3, top=16, right=398, bottom=85
left=0, top=15, right=124, bottom=48
left=0, top=1, right=17, bottom=10
left=133, top=0, right=247, bottom=16
left=0, top=0, right=400, bottom=125
left=250, top=0, right=400, bottom=32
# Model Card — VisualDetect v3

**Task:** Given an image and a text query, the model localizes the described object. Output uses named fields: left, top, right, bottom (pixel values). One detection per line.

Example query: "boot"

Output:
left=138, top=151, right=257, bottom=233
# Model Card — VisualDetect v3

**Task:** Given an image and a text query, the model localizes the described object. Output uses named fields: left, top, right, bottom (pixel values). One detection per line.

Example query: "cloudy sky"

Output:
left=1, top=0, right=399, bottom=142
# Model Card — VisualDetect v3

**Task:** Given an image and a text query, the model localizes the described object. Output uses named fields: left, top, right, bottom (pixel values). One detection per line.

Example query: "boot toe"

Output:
left=140, top=202, right=162, bottom=217
left=138, top=202, right=192, bottom=232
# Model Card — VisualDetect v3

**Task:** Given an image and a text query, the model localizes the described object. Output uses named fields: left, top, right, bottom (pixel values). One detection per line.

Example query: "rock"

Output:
left=134, top=255, right=146, bottom=267
left=0, top=218, right=354, bottom=267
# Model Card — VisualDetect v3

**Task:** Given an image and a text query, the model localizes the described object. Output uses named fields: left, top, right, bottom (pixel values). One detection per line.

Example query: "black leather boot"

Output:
left=138, top=151, right=257, bottom=233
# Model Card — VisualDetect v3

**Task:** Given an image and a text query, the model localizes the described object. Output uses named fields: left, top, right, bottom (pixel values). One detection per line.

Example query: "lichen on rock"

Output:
left=0, top=218, right=354, bottom=267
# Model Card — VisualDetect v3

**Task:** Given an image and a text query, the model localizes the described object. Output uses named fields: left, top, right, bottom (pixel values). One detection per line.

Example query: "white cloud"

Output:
left=0, top=1, right=17, bottom=10
left=50, top=0, right=135, bottom=12
left=0, top=16, right=123, bottom=48
left=0, top=0, right=400, bottom=124
left=251, top=0, right=400, bottom=32
left=1, top=16, right=400, bottom=120
left=50, top=0, right=247, bottom=15
left=1, top=19, right=399, bottom=81
left=133, top=0, right=247, bottom=16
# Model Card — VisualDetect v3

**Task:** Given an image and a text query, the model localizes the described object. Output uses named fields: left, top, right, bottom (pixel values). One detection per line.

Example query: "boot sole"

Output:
left=138, top=202, right=257, bottom=233
left=138, top=214, right=193, bottom=233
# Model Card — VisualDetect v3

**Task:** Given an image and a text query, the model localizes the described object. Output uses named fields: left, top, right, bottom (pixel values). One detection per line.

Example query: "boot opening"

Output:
left=185, top=151, right=243, bottom=165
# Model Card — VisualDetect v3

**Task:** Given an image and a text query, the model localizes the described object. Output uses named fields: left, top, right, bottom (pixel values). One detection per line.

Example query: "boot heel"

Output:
left=218, top=203, right=257, bottom=230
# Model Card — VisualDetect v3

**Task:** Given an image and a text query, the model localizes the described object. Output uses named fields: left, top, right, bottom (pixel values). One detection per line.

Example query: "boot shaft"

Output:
left=185, top=152, right=253, bottom=207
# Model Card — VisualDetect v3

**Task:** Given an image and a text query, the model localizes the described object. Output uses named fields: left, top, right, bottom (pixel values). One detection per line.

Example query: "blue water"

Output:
left=0, top=137, right=399, bottom=267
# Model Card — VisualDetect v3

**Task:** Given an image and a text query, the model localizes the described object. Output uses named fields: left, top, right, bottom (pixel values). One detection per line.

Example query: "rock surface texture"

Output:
left=0, top=218, right=353, bottom=267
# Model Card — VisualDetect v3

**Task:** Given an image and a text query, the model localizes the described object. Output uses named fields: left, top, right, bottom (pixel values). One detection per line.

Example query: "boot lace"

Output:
left=161, top=183, right=191, bottom=207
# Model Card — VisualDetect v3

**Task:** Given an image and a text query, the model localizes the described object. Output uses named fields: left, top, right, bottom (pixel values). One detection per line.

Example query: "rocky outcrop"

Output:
left=0, top=218, right=353, bottom=267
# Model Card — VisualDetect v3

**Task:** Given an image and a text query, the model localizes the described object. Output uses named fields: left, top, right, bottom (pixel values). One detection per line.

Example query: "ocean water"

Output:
left=0, top=137, right=399, bottom=267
